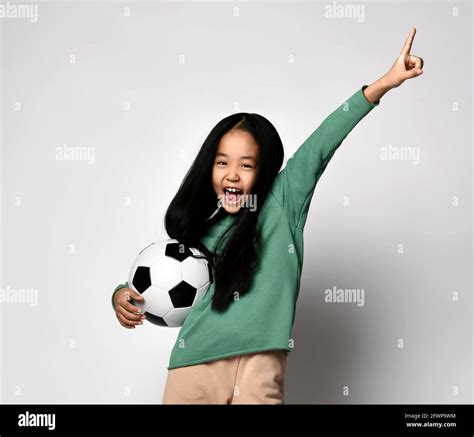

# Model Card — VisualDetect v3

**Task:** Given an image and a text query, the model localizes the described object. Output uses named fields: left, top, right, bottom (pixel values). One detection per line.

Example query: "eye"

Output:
left=216, top=161, right=226, bottom=165
left=242, top=164, right=253, bottom=169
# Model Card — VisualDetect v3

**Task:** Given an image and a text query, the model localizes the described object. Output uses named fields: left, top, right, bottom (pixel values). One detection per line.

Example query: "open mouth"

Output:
left=223, top=187, right=243, bottom=205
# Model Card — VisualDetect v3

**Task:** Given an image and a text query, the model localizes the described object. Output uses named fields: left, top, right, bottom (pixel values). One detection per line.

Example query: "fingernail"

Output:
left=138, top=321, right=143, bottom=325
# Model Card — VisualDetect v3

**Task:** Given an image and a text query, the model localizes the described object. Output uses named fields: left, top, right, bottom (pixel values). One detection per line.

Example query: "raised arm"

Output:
left=269, top=27, right=424, bottom=231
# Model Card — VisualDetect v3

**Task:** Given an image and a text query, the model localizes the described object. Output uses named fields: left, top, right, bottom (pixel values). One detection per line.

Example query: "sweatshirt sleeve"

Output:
left=269, top=85, right=380, bottom=230
left=111, top=282, right=129, bottom=309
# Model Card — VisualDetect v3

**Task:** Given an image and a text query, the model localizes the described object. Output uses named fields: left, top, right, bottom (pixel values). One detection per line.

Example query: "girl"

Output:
left=112, top=28, right=424, bottom=404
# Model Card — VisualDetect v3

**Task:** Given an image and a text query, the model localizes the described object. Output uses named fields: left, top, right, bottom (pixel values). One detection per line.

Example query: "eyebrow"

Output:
left=215, top=152, right=256, bottom=161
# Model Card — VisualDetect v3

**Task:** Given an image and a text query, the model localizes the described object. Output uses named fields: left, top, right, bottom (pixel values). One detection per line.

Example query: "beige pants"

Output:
left=162, top=350, right=287, bottom=404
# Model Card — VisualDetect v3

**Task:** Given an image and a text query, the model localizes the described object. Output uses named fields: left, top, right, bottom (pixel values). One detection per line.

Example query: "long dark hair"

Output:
left=164, top=113, right=284, bottom=312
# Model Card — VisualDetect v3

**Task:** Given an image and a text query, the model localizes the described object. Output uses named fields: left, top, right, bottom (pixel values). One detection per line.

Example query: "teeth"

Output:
left=224, top=187, right=242, bottom=194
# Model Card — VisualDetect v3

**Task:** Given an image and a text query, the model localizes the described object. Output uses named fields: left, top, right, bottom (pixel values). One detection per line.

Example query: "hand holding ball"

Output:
left=128, top=239, right=211, bottom=327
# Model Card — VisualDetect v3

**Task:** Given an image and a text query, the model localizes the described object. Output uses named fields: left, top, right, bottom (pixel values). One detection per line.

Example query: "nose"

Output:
left=225, top=167, right=240, bottom=182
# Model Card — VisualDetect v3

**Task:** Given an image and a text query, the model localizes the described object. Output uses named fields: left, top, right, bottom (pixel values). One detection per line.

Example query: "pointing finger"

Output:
left=400, top=27, right=416, bottom=56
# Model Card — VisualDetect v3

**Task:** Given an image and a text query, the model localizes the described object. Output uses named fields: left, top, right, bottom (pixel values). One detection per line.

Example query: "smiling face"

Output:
left=212, top=129, right=259, bottom=214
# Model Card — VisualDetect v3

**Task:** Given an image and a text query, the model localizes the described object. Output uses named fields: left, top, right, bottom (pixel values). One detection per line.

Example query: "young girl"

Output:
left=112, top=28, right=424, bottom=404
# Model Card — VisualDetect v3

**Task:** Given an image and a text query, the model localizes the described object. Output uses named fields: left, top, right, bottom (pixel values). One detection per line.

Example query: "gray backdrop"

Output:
left=0, top=0, right=472, bottom=404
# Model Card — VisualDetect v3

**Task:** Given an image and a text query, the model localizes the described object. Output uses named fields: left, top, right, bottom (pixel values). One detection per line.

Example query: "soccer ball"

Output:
left=128, top=239, right=211, bottom=327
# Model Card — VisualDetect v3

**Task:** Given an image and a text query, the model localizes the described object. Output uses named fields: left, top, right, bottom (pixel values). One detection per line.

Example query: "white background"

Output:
left=1, top=0, right=472, bottom=403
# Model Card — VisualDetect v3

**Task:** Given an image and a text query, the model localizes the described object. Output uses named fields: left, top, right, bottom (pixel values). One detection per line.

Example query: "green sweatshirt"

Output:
left=112, top=85, right=379, bottom=369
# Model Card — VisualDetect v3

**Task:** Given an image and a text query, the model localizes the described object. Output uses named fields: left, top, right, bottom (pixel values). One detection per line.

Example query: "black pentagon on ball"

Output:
left=169, top=281, right=197, bottom=308
left=144, top=312, right=168, bottom=326
left=132, top=266, right=151, bottom=294
left=165, top=242, right=193, bottom=262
